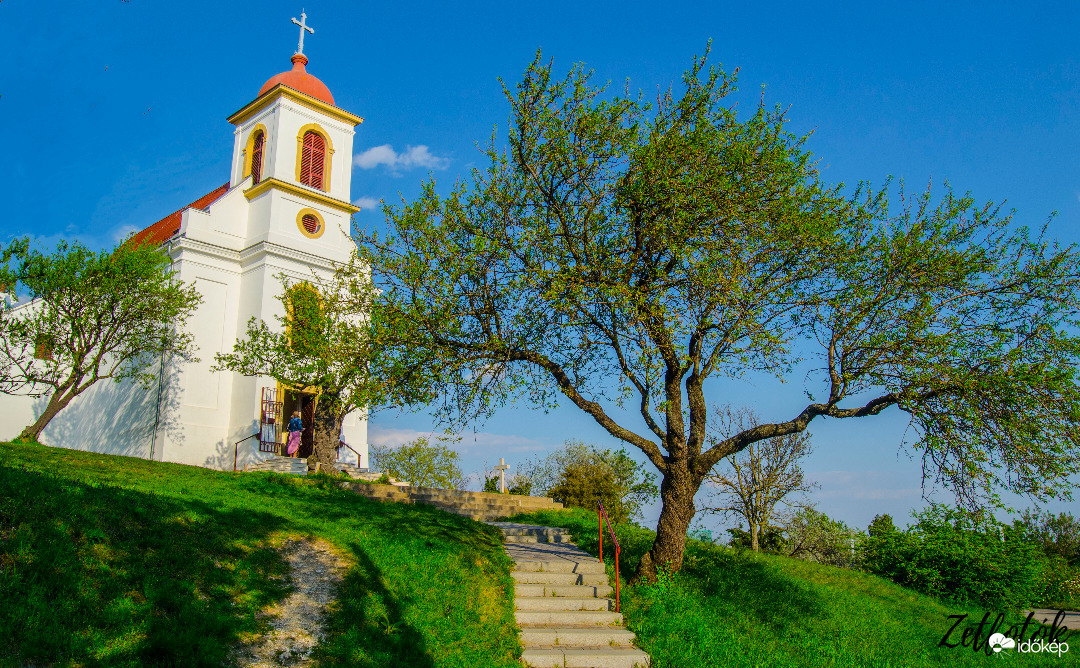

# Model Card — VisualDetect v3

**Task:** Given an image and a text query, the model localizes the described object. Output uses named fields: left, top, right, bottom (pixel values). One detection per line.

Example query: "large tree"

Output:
left=215, top=273, right=434, bottom=474
left=352, top=49, right=1080, bottom=579
left=0, top=238, right=201, bottom=442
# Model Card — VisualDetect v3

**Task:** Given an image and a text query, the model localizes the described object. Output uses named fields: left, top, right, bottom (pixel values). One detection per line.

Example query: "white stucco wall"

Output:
left=0, top=83, right=369, bottom=473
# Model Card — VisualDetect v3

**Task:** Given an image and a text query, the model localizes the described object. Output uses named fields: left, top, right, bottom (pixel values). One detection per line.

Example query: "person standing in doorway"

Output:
left=287, top=410, right=303, bottom=457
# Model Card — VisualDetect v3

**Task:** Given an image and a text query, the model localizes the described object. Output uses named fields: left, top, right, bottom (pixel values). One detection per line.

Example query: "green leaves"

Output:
left=0, top=238, right=201, bottom=438
left=350, top=46, right=1080, bottom=574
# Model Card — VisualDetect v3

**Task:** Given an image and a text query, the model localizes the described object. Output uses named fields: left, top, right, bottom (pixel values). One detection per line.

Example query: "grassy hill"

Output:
left=508, top=508, right=1079, bottom=668
left=0, top=442, right=520, bottom=668
left=2, top=442, right=1074, bottom=667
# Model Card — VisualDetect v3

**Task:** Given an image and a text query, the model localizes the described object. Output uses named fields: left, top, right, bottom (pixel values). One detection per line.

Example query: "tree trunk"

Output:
left=751, top=522, right=760, bottom=552
left=17, top=389, right=75, bottom=443
left=307, top=393, right=342, bottom=475
left=637, top=462, right=697, bottom=582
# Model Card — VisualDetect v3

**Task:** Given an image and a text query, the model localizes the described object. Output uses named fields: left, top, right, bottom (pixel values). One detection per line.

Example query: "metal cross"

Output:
left=494, top=458, right=510, bottom=494
left=292, top=10, right=314, bottom=55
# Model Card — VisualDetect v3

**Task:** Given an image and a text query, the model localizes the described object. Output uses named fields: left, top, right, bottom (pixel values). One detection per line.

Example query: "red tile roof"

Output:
left=258, top=54, right=335, bottom=106
left=126, top=183, right=230, bottom=248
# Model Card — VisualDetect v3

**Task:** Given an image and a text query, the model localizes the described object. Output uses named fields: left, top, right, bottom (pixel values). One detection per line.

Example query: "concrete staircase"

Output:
left=492, top=523, right=650, bottom=668
left=244, top=455, right=371, bottom=480
left=340, top=483, right=564, bottom=521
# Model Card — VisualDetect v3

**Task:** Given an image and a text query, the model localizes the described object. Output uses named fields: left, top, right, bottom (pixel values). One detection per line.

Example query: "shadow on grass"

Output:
left=315, top=543, right=436, bottom=668
left=0, top=464, right=292, bottom=667
left=313, top=497, right=516, bottom=668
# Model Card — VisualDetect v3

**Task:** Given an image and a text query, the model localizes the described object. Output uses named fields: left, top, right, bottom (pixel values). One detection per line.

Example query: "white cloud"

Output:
left=811, top=470, right=924, bottom=501
left=353, top=144, right=450, bottom=173
left=366, top=426, right=548, bottom=457
left=352, top=196, right=380, bottom=210
left=111, top=224, right=140, bottom=244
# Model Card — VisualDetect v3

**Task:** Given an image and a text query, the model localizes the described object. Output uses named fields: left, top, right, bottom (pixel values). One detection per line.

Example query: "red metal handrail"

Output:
left=337, top=441, right=363, bottom=467
left=233, top=433, right=259, bottom=472
left=597, top=500, right=621, bottom=612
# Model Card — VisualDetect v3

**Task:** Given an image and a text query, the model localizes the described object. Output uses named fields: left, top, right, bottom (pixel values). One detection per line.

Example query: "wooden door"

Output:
left=299, top=397, right=315, bottom=458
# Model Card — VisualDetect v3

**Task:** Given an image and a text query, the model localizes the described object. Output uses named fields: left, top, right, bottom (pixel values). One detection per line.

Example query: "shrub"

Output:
left=369, top=438, right=466, bottom=489
left=482, top=473, right=533, bottom=496
left=860, top=504, right=1046, bottom=610
left=726, top=527, right=784, bottom=552
left=520, top=441, right=657, bottom=524
left=783, top=507, right=861, bottom=568
left=1013, top=509, right=1080, bottom=566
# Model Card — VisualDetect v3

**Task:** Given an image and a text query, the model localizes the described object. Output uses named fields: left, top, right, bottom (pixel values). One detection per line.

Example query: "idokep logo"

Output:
left=988, top=632, right=1069, bottom=657
left=988, top=633, right=1015, bottom=653
left=939, top=610, right=1072, bottom=658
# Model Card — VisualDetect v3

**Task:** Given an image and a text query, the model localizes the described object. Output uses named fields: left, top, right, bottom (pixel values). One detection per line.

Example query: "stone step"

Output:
left=515, top=584, right=613, bottom=598
left=502, top=534, right=574, bottom=544
left=513, top=560, right=606, bottom=574
left=514, top=610, right=625, bottom=626
left=513, top=571, right=610, bottom=586
left=425, top=500, right=558, bottom=514
left=515, top=597, right=612, bottom=612
left=518, top=626, right=637, bottom=648
left=497, top=524, right=569, bottom=536
left=413, top=492, right=560, bottom=505
left=342, top=483, right=563, bottom=521
left=521, top=647, right=650, bottom=668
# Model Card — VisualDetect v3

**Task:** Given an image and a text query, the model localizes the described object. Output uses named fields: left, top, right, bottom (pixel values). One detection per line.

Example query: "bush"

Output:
left=369, top=438, right=466, bottom=489
left=520, top=441, right=657, bottom=524
left=482, top=474, right=533, bottom=496
left=783, top=508, right=861, bottom=568
left=726, top=527, right=784, bottom=552
left=860, top=504, right=1046, bottom=610
left=1013, top=509, right=1080, bottom=566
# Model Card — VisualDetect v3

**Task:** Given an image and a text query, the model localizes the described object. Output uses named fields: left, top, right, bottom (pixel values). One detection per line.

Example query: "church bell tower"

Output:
left=225, top=11, right=361, bottom=258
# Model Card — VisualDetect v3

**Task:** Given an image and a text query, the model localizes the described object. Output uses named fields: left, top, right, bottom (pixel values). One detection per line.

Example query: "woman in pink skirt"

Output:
left=286, top=411, right=303, bottom=456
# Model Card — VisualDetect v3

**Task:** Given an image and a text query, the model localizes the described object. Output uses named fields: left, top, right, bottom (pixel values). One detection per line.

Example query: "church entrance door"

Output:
left=282, top=390, right=317, bottom=458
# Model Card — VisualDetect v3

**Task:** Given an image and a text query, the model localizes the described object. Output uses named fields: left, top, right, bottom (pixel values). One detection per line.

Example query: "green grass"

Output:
left=0, top=442, right=520, bottom=668
left=509, top=508, right=1079, bottom=668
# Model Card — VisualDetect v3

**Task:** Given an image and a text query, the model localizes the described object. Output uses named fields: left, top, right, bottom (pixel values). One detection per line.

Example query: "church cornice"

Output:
left=239, top=241, right=343, bottom=272
left=244, top=178, right=361, bottom=214
left=167, top=237, right=344, bottom=273
left=227, top=85, right=363, bottom=128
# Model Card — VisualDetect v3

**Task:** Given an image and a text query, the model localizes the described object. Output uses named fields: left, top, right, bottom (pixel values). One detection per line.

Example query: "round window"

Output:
left=296, top=209, right=325, bottom=238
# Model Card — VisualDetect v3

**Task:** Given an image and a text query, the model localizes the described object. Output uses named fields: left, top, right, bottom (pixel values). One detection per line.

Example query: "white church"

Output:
left=0, top=15, right=368, bottom=472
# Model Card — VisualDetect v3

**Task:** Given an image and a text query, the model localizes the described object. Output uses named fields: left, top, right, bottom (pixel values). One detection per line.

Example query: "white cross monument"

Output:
left=494, top=458, right=510, bottom=494
left=292, top=10, right=314, bottom=55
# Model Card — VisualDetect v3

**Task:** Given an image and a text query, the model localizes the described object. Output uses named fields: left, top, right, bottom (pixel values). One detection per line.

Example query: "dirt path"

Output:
left=232, top=538, right=349, bottom=667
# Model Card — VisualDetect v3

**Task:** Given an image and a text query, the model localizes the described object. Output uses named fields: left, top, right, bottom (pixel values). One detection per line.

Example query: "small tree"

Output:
left=1013, top=509, right=1080, bottom=566
left=483, top=471, right=533, bottom=495
left=0, top=239, right=200, bottom=442
left=867, top=513, right=897, bottom=537
left=215, top=273, right=434, bottom=474
left=521, top=441, right=657, bottom=524
left=784, top=507, right=861, bottom=568
left=702, top=406, right=817, bottom=552
left=370, top=437, right=466, bottom=489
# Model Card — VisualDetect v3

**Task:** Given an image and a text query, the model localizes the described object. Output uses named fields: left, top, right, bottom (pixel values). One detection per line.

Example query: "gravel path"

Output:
left=232, top=538, right=349, bottom=667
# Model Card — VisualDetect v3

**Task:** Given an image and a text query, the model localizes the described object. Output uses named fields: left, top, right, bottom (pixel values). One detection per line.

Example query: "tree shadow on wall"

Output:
left=37, top=355, right=185, bottom=459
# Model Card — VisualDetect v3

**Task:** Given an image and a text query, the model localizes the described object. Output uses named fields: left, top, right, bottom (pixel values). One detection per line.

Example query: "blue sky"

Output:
left=2, top=1, right=1077, bottom=534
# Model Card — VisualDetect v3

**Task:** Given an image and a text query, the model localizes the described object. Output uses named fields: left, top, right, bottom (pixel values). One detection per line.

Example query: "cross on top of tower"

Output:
left=292, top=10, right=314, bottom=55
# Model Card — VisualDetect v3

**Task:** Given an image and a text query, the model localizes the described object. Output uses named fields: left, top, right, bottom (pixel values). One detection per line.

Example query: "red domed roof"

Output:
left=258, top=54, right=334, bottom=105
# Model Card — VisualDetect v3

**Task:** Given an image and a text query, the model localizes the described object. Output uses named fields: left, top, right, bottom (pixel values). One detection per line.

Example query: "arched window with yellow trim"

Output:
left=299, top=131, right=326, bottom=189
left=250, top=130, right=265, bottom=184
